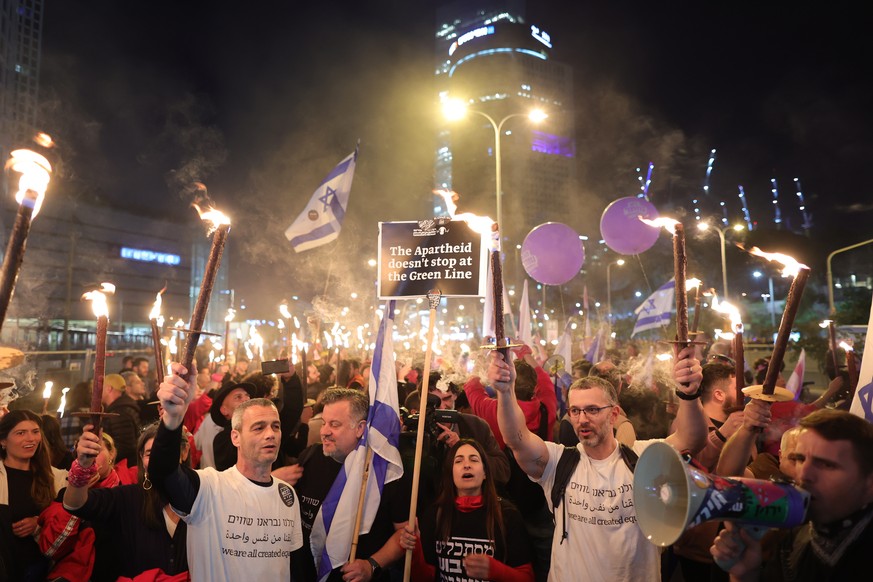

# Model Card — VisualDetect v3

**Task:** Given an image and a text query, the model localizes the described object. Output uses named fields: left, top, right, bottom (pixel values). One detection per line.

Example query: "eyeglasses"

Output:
left=568, top=405, right=614, bottom=418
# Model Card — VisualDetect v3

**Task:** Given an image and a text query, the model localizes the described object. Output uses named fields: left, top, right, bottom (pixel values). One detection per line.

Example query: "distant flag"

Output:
left=518, top=279, right=533, bottom=347
left=309, top=300, right=403, bottom=581
left=632, top=279, right=675, bottom=337
left=785, top=348, right=806, bottom=399
left=850, top=294, right=873, bottom=422
left=285, top=146, right=358, bottom=252
left=585, top=325, right=605, bottom=364
left=554, top=324, right=574, bottom=415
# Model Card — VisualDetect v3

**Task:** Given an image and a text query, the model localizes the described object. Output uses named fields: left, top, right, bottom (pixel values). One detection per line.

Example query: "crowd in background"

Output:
left=0, top=328, right=867, bottom=581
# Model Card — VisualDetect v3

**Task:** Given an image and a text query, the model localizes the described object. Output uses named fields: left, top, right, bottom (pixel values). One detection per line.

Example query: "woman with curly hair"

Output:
left=400, top=438, right=534, bottom=581
left=0, top=409, right=68, bottom=581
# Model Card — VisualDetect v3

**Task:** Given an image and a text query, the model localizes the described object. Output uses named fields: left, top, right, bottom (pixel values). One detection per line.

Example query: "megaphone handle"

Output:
left=714, top=524, right=768, bottom=572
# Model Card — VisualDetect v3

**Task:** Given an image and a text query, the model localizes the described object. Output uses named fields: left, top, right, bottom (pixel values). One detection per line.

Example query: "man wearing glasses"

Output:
left=487, top=347, right=709, bottom=582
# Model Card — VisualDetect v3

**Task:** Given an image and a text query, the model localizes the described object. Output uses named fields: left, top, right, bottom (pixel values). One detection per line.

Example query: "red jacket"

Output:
left=465, top=366, right=557, bottom=450
left=183, top=392, right=212, bottom=435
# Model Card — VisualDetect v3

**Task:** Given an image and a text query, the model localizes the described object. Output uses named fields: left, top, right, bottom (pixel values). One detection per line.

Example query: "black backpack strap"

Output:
left=550, top=446, right=581, bottom=510
left=551, top=446, right=581, bottom=545
left=618, top=443, right=638, bottom=473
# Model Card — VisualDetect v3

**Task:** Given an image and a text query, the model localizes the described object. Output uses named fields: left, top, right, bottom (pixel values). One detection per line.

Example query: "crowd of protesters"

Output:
left=0, top=328, right=868, bottom=581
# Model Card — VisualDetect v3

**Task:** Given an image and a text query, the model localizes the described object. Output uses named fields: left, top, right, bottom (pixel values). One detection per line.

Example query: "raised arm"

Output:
left=715, top=399, right=770, bottom=477
left=665, top=346, right=709, bottom=454
left=150, top=362, right=201, bottom=513
left=62, top=424, right=102, bottom=511
left=488, top=351, right=550, bottom=480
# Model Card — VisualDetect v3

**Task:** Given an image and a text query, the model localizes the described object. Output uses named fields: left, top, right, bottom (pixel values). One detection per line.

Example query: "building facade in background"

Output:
left=0, top=193, right=232, bottom=355
left=0, top=0, right=43, bottom=159
left=434, top=0, right=576, bottom=251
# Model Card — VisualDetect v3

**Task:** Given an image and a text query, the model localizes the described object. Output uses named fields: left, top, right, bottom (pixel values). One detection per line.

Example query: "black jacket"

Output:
left=103, top=393, right=142, bottom=467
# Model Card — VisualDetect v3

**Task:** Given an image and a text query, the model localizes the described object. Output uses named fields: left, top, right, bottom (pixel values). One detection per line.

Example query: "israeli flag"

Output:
left=850, top=294, right=873, bottom=422
left=285, top=146, right=358, bottom=252
left=632, top=279, right=675, bottom=336
left=309, top=300, right=403, bottom=581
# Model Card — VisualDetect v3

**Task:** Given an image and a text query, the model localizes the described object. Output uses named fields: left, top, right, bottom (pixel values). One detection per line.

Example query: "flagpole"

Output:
left=348, top=446, right=374, bottom=562
left=403, top=290, right=441, bottom=582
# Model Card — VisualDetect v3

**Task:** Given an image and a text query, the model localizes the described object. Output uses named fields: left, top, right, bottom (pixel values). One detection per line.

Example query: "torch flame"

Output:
left=225, top=308, right=236, bottom=322
left=42, top=381, right=53, bottom=399
left=192, top=203, right=231, bottom=235
left=279, top=303, right=292, bottom=319
left=434, top=189, right=497, bottom=247
left=7, top=149, right=52, bottom=218
left=149, top=286, right=166, bottom=323
left=57, top=387, right=69, bottom=417
left=839, top=341, right=854, bottom=352
left=639, top=216, right=680, bottom=233
left=745, top=247, right=809, bottom=278
left=819, top=319, right=833, bottom=328
left=685, top=278, right=702, bottom=291
left=711, top=296, right=743, bottom=333
left=82, top=282, right=115, bottom=318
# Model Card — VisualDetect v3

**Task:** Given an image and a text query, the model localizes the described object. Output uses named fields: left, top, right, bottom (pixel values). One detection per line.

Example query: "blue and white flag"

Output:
left=554, top=324, right=575, bottom=415
left=632, top=279, right=675, bottom=337
left=285, top=146, right=358, bottom=252
left=850, top=294, right=873, bottom=422
left=309, top=300, right=403, bottom=581
left=585, top=325, right=604, bottom=364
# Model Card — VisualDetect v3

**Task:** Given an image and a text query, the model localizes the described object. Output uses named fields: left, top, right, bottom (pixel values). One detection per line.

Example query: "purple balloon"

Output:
left=600, top=197, right=661, bottom=255
left=521, top=223, right=585, bottom=285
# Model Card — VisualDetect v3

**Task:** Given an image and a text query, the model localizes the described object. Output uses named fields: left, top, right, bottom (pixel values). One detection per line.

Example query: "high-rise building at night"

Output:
left=0, top=0, right=44, bottom=159
left=434, top=0, right=576, bottom=249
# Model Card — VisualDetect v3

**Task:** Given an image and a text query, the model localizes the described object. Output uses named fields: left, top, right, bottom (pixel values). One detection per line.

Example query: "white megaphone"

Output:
left=633, top=442, right=809, bottom=551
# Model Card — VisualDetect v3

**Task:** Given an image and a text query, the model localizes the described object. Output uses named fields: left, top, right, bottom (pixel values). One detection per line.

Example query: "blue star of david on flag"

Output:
left=284, top=145, right=359, bottom=252
left=632, top=279, right=675, bottom=336
left=319, top=186, right=336, bottom=212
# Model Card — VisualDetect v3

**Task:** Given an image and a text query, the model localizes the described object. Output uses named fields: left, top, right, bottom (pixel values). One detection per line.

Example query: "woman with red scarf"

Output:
left=400, top=438, right=534, bottom=581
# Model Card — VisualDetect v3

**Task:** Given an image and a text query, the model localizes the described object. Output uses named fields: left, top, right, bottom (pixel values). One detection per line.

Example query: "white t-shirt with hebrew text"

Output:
left=177, top=466, right=304, bottom=582
left=536, top=439, right=663, bottom=582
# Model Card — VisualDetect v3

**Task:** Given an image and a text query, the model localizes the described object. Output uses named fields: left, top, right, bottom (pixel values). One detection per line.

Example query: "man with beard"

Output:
left=487, top=346, right=708, bottom=582
left=292, top=387, right=407, bottom=581
left=711, top=408, right=873, bottom=581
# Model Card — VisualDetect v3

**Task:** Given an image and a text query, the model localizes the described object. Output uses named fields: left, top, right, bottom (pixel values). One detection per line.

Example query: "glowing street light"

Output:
left=442, top=97, right=547, bottom=247
left=697, top=222, right=744, bottom=299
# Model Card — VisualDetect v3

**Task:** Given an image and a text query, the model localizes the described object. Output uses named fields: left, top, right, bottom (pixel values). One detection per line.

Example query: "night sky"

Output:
left=38, top=1, right=872, bottom=318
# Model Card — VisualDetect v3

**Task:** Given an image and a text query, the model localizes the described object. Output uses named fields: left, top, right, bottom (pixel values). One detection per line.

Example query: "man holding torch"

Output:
left=486, top=346, right=709, bottom=582
left=148, top=362, right=305, bottom=582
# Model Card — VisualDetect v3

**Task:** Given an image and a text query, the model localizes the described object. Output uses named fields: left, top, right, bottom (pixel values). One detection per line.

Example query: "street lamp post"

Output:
left=698, top=222, right=744, bottom=299
left=443, top=100, right=547, bottom=245
left=753, top=270, right=777, bottom=327
left=606, top=259, right=625, bottom=336
left=826, top=238, right=873, bottom=315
